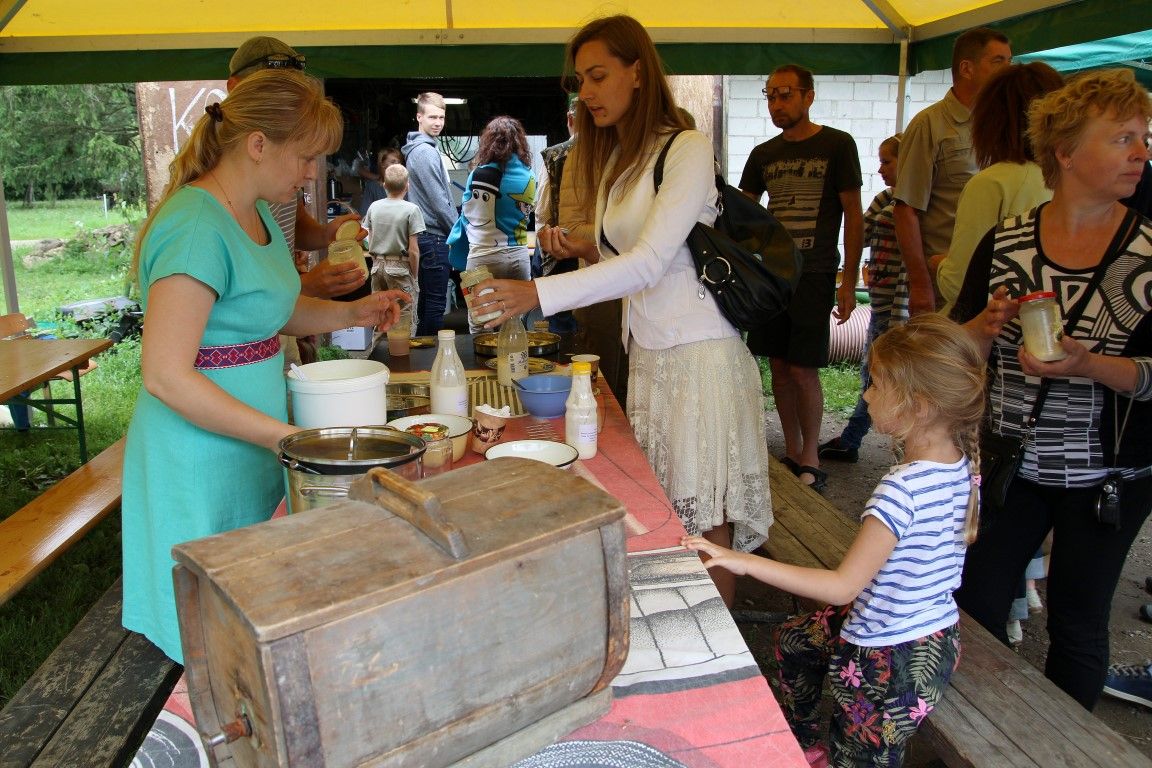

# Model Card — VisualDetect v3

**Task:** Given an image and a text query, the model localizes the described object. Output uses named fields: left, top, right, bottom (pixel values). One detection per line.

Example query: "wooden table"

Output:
left=0, top=337, right=112, bottom=462
left=132, top=370, right=809, bottom=768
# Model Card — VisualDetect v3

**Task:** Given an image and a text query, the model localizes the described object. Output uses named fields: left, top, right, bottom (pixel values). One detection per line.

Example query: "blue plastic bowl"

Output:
left=515, top=374, right=571, bottom=418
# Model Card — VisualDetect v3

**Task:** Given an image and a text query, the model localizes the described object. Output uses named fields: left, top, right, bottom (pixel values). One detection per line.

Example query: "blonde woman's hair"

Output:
left=133, top=69, right=342, bottom=270
left=564, top=15, right=692, bottom=217
left=869, top=314, right=987, bottom=543
left=879, top=133, right=902, bottom=157
left=1028, top=68, right=1152, bottom=188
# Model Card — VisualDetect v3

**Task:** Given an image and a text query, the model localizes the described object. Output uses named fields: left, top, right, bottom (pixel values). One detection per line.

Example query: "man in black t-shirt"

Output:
left=739, top=64, right=863, bottom=492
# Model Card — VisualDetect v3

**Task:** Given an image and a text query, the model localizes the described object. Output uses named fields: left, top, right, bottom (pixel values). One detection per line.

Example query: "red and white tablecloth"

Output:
left=131, top=377, right=805, bottom=768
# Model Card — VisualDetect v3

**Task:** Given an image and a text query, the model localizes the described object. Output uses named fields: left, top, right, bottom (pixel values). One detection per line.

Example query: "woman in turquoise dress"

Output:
left=121, top=70, right=407, bottom=663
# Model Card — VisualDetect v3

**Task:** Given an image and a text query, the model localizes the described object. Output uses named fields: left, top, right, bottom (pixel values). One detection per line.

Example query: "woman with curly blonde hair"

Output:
left=952, top=68, right=1152, bottom=709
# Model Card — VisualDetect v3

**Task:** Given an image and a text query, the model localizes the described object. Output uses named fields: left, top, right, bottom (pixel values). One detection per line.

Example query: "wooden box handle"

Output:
left=348, top=467, right=470, bottom=560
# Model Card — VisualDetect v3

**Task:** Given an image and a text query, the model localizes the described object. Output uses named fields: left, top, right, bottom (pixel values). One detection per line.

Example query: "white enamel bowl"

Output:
left=386, top=413, right=474, bottom=462
left=484, top=439, right=579, bottom=470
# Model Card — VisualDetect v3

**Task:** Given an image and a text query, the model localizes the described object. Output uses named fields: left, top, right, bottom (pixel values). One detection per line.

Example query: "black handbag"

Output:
left=653, top=132, right=803, bottom=331
left=979, top=383, right=1047, bottom=514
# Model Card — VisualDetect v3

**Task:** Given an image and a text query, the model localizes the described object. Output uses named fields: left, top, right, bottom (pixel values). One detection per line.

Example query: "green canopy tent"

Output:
left=1017, top=29, right=1152, bottom=84
left=1, top=0, right=1149, bottom=312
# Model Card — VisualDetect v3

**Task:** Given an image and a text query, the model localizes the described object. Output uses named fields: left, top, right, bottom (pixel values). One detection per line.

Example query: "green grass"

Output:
left=5, top=198, right=144, bottom=241
left=758, top=357, right=863, bottom=417
left=1, top=201, right=140, bottom=705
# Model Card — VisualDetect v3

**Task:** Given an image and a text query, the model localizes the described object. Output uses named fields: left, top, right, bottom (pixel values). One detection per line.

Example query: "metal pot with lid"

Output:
left=279, top=426, right=425, bottom=514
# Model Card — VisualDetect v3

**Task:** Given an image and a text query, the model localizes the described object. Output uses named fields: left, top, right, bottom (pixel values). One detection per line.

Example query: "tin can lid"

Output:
left=404, top=422, right=450, bottom=441
left=1019, top=290, right=1057, bottom=302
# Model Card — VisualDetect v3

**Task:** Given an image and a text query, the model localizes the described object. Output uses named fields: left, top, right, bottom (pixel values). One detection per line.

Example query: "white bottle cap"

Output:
left=438, top=329, right=456, bottom=340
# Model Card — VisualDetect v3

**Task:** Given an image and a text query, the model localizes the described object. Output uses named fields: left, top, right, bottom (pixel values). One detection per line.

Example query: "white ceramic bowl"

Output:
left=485, top=439, right=579, bottom=470
left=386, top=413, right=474, bottom=462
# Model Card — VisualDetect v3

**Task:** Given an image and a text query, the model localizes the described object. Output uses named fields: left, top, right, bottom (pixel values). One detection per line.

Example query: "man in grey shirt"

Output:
left=403, top=92, right=458, bottom=336
left=893, top=27, right=1011, bottom=315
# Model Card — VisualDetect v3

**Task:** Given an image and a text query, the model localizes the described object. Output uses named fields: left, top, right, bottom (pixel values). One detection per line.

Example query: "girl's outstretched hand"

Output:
left=681, top=535, right=751, bottom=576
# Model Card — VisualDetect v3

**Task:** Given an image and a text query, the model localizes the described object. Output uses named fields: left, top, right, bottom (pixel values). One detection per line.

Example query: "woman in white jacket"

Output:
left=475, top=14, right=771, bottom=604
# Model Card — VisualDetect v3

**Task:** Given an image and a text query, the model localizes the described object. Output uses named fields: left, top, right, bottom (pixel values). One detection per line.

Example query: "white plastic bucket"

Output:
left=286, top=359, right=389, bottom=428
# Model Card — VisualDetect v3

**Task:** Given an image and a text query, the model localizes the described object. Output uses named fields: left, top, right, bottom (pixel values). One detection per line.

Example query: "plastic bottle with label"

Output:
left=430, top=330, right=470, bottom=416
left=496, top=314, right=530, bottom=387
left=565, top=361, right=598, bottom=460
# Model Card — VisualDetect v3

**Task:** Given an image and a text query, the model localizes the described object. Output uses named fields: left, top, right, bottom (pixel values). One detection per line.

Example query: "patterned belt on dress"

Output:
left=195, top=336, right=281, bottom=370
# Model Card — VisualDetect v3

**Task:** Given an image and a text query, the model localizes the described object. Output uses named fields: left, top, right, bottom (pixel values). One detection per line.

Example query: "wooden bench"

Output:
left=0, top=579, right=184, bottom=767
left=0, top=437, right=126, bottom=605
left=762, top=456, right=1152, bottom=768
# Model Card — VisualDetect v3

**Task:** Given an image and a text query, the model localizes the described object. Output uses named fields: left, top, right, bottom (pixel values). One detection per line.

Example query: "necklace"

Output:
left=207, top=169, right=237, bottom=217
left=207, top=169, right=265, bottom=244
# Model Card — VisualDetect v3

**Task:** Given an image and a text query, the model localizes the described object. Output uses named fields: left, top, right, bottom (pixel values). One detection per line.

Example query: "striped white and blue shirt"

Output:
left=840, top=458, right=971, bottom=647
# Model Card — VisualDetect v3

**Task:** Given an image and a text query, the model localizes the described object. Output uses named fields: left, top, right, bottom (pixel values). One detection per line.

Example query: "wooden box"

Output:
left=172, top=458, right=629, bottom=768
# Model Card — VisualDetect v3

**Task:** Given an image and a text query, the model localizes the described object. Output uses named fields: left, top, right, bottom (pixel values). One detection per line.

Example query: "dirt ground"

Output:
left=734, top=411, right=1152, bottom=764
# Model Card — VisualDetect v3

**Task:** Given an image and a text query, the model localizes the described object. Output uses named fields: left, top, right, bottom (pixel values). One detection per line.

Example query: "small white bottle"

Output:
left=496, top=314, right=529, bottom=387
left=429, top=330, right=469, bottom=417
left=565, top=361, right=598, bottom=460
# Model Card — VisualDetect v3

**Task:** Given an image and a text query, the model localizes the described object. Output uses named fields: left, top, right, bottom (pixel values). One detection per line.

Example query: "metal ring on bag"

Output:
left=700, top=257, right=733, bottom=286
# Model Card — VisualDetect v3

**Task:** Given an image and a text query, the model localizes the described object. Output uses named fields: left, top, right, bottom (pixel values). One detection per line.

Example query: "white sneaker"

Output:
left=1026, top=586, right=1043, bottom=614
left=1007, top=620, right=1023, bottom=646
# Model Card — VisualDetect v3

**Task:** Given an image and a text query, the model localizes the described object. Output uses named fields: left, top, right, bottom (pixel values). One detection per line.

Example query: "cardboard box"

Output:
left=331, top=326, right=373, bottom=351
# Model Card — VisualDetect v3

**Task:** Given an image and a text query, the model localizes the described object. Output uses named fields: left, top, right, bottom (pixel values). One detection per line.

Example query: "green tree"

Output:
left=0, top=83, right=144, bottom=207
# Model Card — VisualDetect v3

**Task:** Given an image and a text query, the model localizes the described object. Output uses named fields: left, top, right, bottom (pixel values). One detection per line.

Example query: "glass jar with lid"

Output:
left=460, top=266, right=502, bottom=326
left=1018, top=291, right=1067, bottom=362
left=404, top=422, right=454, bottom=476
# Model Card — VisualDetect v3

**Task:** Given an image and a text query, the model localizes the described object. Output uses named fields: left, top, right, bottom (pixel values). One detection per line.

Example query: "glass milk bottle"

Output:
left=496, top=314, right=529, bottom=387
left=565, top=361, right=598, bottom=460
left=430, top=330, right=469, bottom=416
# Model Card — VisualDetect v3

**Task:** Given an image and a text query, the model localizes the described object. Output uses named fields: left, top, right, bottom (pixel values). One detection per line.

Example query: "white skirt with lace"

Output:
left=627, top=336, right=772, bottom=552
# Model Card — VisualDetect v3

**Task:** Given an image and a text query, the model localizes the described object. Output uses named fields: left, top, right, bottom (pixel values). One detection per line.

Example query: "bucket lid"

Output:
left=279, top=427, right=425, bottom=475
left=1019, top=290, right=1057, bottom=302
left=286, top=359, right=389, bottom=395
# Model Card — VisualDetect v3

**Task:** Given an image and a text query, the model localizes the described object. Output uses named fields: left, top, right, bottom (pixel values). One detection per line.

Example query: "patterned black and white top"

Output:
left=953, top=205, right=1152, bottom=487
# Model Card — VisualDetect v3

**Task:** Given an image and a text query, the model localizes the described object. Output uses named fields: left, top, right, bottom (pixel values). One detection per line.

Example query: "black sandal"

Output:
left=779, top=456, right=801, bottom=474
left=796, top=465, right=828, bottom=493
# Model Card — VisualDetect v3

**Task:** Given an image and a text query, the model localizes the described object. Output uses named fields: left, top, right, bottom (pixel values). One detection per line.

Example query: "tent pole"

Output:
left=0, top=171, right=18, bottom=315
left=895, top=37, right=909, bottom=132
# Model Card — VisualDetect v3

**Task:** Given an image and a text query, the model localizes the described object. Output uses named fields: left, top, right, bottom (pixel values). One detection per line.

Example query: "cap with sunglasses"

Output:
left=229, top=36, right=306, bottom=77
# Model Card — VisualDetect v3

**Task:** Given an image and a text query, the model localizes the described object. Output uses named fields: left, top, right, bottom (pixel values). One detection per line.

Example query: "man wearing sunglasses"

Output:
left=739, top=64, right=863, bottom=494
left=226, top=36, right=367, bottom=301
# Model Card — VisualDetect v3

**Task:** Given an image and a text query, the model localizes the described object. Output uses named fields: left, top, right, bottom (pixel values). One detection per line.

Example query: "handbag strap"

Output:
left=1021, top=206, right=1141, bottom=429
left=651, top=130, right=687, bottom=193
left=600, top=130, right=687, bottom=257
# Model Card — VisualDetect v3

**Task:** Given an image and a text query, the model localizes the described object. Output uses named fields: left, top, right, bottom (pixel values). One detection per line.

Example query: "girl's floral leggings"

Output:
left=774, top=604, right=961, bottom=767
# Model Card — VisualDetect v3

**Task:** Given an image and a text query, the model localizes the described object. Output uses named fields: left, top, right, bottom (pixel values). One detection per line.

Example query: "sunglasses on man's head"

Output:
left=235, top=53, right=307, bottom=74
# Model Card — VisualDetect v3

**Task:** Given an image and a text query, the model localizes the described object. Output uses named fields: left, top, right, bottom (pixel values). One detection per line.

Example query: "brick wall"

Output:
left=724, top=71, right=953, bottom=223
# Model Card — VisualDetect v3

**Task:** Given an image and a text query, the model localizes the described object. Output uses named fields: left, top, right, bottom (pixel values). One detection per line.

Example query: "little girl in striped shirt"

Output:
left=684, top=313, right=986, bottom=768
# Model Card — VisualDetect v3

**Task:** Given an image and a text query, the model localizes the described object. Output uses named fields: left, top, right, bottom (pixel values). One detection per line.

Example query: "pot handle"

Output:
left=348, top=467, right=470, bottom=560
